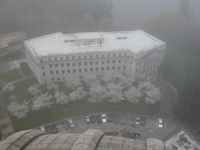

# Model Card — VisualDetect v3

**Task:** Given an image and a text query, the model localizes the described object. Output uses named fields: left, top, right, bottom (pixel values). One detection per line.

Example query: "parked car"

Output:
left=90, top=115, right=96, bottom=124
left=45, top=125, right=52, bottom=134
left=85, top=115, right=91, bottom=124
left=68, top=119, right=75, bottom=129
left=158, top=118, right=163, bottom=128
left=63, top=121, right=69, bottom=130
left=40, top=126, right=45, bottom=131
left=135, top=118, right=140, bottom=125
left=113, top=113, right=118, bottom=123
left=96, top=115, right=102, bottom=124
left=52, top=124, right=58, bottom=133
left=108, top=114, right=114, bottom=123
left=102, top=114, right=107, bottom=123
left=141, top=118, right=146, bottom=126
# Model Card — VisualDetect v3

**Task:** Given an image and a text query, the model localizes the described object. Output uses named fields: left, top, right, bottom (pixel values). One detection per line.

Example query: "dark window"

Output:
left=50, top=71, right=54, bottom=74
left=63, top=77, right=66, bottom=80
left=41, top=66, right=44, bottom=70
left=118, top=66, right=121, bottom=70
left=107, top=60, right=110, bottom=64
left=55, top=64, right=58, bottom=67
left=118, top=60, right=121, bottom=63
left=40, top=59, right=43, bottom=63
left=107, top=54, right=110, bottom=57
left=43, top=73, right=45, bottom=76
left=96, top=68, right=99, bottom=71
left=102, top=54, right=104, bottom=57
left=90, top=68, right=93, bottom=71
left=112, top=66, right=115, bottom=70
left=107, top=67, right=110, bottom=70
left=79, top=69, right=82, bottom=72
left=51, top=78, right=55, bottom=81
left=113, top=54, right=116, bottom=57
left=54, top=57, right=57, bottom=61
left=131, top=62, right=132, bottom=65
left=136, top=69, right=138, bottom=72
left=61, top=63, right=64, bottom=67
left=125, top=53, right=127, bottom=56
left=60, top=57, right=63, bottom=60
left=119, top=53, right=121, bottom=56
left=90, top=55, right=92, bottom=58
left=66, top=57, right=69, bottom=60
left=130, top=68, right=132, bottom=71
left=101, top=67, right=104, bottom=71
left=67, top=70, right=71, bottom=73
left=101, top=61, right=104, bottom=64
left=73, top=63, right=76, bottom=66
left=56, top=70, right=59, bottom=74
left=84, top=68, right=87, bottom=72
left=96, top=55, right=98, bottom=58
left=72, top=56, right=75, bottom=59
left=84, top=55, right=87, bottom=59
left=112, top=60, right=116, bottom=63
left=78, top=62, right=81, bottom=66
left=67, top=63, right=70, bottom=66
left=78, top=56, right=81, bottom=59
left=96, top=61, right=99, bottom=65
left=73, top=69, right=76, bottom=73
left=57, top=77, right=60, bottom=81
left=62, top=70, right=65, bottom=74
left=90, top=61, right=93, bottom=65
left=48, top=58, right=51, bottom=61
left=84, top=62, right=87, bottom=65
left=123, top=66, right=126, bottom=69
left=137, top=62, right=139, bottom=66
left=49, top=64, right=53, bottom=68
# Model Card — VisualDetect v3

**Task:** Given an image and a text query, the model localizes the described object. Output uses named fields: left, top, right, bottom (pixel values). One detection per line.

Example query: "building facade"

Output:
left=24, top=30, right=166, bottom=84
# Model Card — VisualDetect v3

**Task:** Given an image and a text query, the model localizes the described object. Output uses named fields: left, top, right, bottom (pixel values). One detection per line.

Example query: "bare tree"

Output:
left=81, top=73, right=98, bottom=87
left=2, top=83, right=15, bottom=93
left=31, top=93, right=53, bottom=111
left=55, top=91, right=70, bottom=105
left=124, top=87, right=143, bottom=104
left=47, top=83, right=58, bottom=92
left=65, top=75, right=82, bottom=90
left=107, top=83, right=124, bottom=103
left=7, top=100, right=29, bottom=119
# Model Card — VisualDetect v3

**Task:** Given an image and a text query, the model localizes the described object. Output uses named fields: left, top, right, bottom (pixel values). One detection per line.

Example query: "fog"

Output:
left=111, top=0, right=200, bottom=25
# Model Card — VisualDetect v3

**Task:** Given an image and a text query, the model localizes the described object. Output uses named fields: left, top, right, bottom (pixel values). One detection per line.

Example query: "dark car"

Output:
left=141, top=118, right=146, bottom=126
left=63, top=121, right=69, bottom=130
left=113, top=113, right=118, bottom=123
left=45, top=125, right=52, bottom=134
left=90, top=115, right=96, bottom=124
left=108, top=114, right=114, bottom=123
left=52, top=124, right=58, bottom=133
left=96, top=115, right=102, bottom=124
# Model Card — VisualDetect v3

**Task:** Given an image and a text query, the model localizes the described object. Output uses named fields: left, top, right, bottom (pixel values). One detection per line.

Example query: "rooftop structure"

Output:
left=165, top=130, right=200, bottom=150
left=0, top=129, right=164, bottom=150
left=24, top=30, right=165, bottom=58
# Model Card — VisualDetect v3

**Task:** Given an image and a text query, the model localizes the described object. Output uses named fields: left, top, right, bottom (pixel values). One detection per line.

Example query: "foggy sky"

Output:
left=110, top=0, right=200, bottom=26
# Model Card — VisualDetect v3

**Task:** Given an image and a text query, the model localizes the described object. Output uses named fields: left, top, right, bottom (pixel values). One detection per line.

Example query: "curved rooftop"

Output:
left=0, top=129, right=164, bottom=150
left=24, top=30, right=166, bottom=58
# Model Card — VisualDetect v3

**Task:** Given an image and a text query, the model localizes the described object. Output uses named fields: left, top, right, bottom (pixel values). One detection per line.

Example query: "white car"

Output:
left=40, top=126, right=45, bottom=131
left=102, top=114, right=107, bottom=123
left=135, top=118, right=140, bottom=125
left=158, top=118, right=163, bottom=128
left=68, top=119, right=75, bottom=129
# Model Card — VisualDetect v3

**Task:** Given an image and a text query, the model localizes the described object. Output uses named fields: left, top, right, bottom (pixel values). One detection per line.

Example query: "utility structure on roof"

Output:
left=24, top=30, right=166, bottom=84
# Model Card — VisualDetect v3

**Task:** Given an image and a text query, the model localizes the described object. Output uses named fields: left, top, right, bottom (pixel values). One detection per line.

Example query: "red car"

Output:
left=45, top=125, right=52, bottom=134
left=113, top=113, right=118, bottom=123
left=108, top=114, right=114, bottom=123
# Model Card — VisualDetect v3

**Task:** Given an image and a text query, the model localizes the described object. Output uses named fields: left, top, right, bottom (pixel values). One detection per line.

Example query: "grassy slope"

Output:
left=0, top=69, right=21, bottom=82
left=20, top=64, right=32, bottom=76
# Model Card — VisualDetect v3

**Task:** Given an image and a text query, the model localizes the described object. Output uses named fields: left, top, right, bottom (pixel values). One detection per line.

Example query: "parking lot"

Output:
left=40, top=113, right=179, bottom=141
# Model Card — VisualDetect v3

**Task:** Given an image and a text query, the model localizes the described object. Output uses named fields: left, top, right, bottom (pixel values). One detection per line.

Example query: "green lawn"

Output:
left=164, top=48, right=200, bottom=89
left=0, top=69, right=21, bottom=82
left=2, top=78, right=159, bottom=132
left=20, top=64, right=32, bottom=76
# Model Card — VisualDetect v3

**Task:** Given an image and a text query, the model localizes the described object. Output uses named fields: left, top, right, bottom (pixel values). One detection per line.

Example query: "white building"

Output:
left=24, top=30, right=166, bottom=84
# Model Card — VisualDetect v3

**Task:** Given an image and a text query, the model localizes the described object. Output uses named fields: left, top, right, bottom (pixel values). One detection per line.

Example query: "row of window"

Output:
left=40, top=53, right=128, bottom=63
left=44, top=59, right=123, bottom=69
left=142, top=56, right=161, bottom=74
left=44, top=66, right=127, bottom=76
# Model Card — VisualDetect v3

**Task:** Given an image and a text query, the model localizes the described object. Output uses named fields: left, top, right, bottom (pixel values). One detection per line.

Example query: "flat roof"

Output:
left=24, top=30, right=166, bottom=58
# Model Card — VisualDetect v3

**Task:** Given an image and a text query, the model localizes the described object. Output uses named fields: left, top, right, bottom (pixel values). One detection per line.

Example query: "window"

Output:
left=90, top=55, right=92, bottom=58
left=84, top=62, right=87, bottom=65
left=73, top=63, right=76, bottom=66
left=49, top=64, right=53, bottom=68
left=101, top=61, right=104, bottom=64
left=107, top=67, right=110, bottom=70
left=96, top=55, right=98, bottom=58
left=50, top=71, right=54, bottom=74
left=72, top=56, right=75, bottom=59
left=56, top=70, right=59, bottom=74
left=63, top=77, right=66, bottom=80
left=41, top=66, right=44, bottom=70
left=66, top=57, right=69, bottom=60
left=107, top=60, right=110, bottom=64
left=101, top=67, right=104, bottom=71
left=112, top=66, right=115, bottom=70
left=136, top=69, right=138, bottom=72
left=131, top=62, right=132, bottom=65
left=84, top=55, right=87, bottom=59
left=84, top=68, right=87, bottom=72
left=54, top=57, right=57, bottom=61
left=48, top=58, right=51, bottom=61
left=107, top=54, right=110, bottom=57
left=78, top=56, right=81, bottom=59
left=112, top=60, right=116, bottom=63
left=79, top=69, right=82, bottom=72
left=90, top=61, right=93, bottom=65
left=102, top=54, right=104, bottom=57
left=118, top=66, right=121, bottom=70
left=57, top=77, right=60, bottom=81
left=62, top=70, right=65, bottom=74
left=60, top=57, right=63, bottom=60
left=43, top=73, right=45, bottom=76
left=78, top=62, right=82, bottom=66
left=130, top=68, right=132, bottom=71
left=123, top=66, right=126, bottom=69
left=61, top=63, right=64, bottom=67
left=73, top=69, right=76, bottom=73
left=137, top=62, right=139, bottom=66
left=125, top=53, right=127, bottom=56
left=119, top=53, right=121, bottom=56
left=51, top=78, right=55, bottom=81
left=67, top=70, right=71, bottom=73
left=113, top=54, right=116, bottom=57
left=90, top=68, right=93, bottom=71
left=118, top=60, right=121, bottom=63
left=96, top=61, right=99, bottom=65
left=55, top=64, right=58, bottom=67
left=67, top=63, right=70, bottom=67
left=40, top=59, right=43, bottom=63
